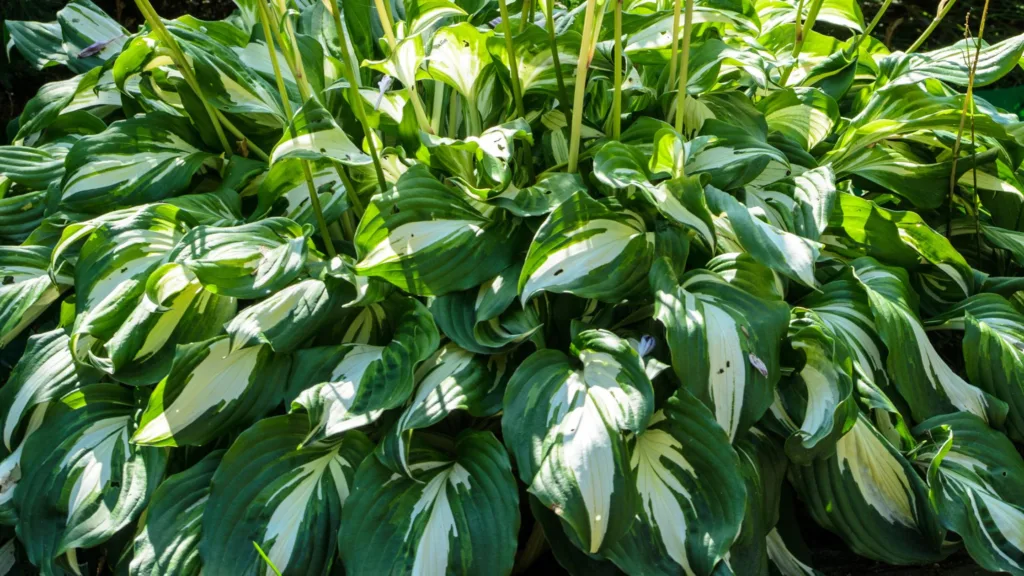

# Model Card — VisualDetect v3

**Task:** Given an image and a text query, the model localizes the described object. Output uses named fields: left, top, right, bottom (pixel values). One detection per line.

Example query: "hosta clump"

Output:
left=3, top=0, right=1024, bottom=574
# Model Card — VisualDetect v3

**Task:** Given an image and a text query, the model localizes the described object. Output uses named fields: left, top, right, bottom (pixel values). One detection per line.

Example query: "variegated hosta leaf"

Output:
left=519, top=190, right=654, bottom=304
left=68, top=204, right=194, bottom=368
left=429, top=262, right=543, bottom=354
left=0, top=246, right=69, bottom=348
left=59, top=113, right=215, bottom=213
left=0, top=403, right=48, bottom=525
left=926, top=294, right=1024, bottom=443
left=769, top=310, right=857, bottom=463
left=502, top=329, right=654, bottom=554
left=426, top=23, right=494, bottom=107
left=340, top=431, right=519, bottom=576
left=765, top=525, right=822, bottom=576
left=756, top=88, right=839, bottom=151
left=132, top=336, right=291, bottom=447
left=377, top=343, right=506, bottom=475
left=761, top=165, right=837, bottom=242
left=170, top=217, right=309, bottom=299
left=788, top=413, right=946, bottom=564
left=827, top=193, right=975, bottom=304
left=707, top=186, right=820, bottom=287
left=254, top=159, right=350, bottom=227
left=607, top=390, right=747, bottom=576
left=0, top=329, right=98, bottom=452
left=592, top=140, right=716, bottom=249
left=881, top=34, right=1024, bottom=88
left=716, top=429, right=790, bottom=576
left=355, top=164, right=522, bottom=296
left=422, top=119, right=533, bottom=192
left=106, top=263, right=237, bottom=384
left=0, top=145, right=67, bottom=190
left=0, top=190, right=46, bottom=244
left=756, top=0, right=865, bottom=31
left=16, top=385, right=167, bottom=574
left=291, top=297, right=440, bottom=443
left=271, top=98, right=372, bottom=167
left=225, top=277, right=351, bottom=354
left=687, top=119, right=790, bottom=191
left=651, top=259, right=790, bottom=441
left=200, top=415, right=372, bottom=576
left=913, top=413, right=1024, bottom=575
left=852, top=258, right=1007, bottom=426
left=57, top=0, right=127, bottom=68
left=487, top=24, right=577, bottom=96
left=13, top=69, right=107, bottom=142
left=130, top=450, right=223, bottom=576
left=705, top=252, right=785, bottom=301
left=4, top=19, right=68, bottom=71
left=800, top=274, right=890, bottom=388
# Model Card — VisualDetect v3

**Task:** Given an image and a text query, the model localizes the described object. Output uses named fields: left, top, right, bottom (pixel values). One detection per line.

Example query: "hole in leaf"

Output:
left=553, top=269, right=564, bottom=277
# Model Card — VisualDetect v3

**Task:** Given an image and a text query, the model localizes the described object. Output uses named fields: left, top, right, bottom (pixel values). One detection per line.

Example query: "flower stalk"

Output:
left=667, top=0, right=683, bottom=91
left=611, top=0, right=623, bottom=140
left=372, top=0, right=434, bottom=134
left=779, top=0, right=824, bottom=85
left=544, top=0, right=572, bottom=108
left=498, top=0, right=535, bottom=181
left=908, top=0, right=959, bottom=53
left=674, top=0, right=693, bottom=134
left=567, top=0, right=605, bottom=173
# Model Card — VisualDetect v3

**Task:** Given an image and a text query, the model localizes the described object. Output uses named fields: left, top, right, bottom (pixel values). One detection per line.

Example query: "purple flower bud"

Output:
left=639, top=335, right=655, bottom=358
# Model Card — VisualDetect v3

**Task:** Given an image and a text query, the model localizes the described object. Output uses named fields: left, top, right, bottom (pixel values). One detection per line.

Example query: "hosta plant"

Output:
left=3, top=0, right=1024, bottom=574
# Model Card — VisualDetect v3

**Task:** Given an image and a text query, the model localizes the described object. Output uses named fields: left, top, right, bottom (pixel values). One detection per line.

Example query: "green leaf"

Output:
left=132, top=336, right=291, bottom=447
left=254, top=159, right=351, bottom=227
left=0, top=329, right=97, bottom=451
left=913, top=413, right=1024, bottom=576
left=56, top=0, right=127, bottom=72
left=650, top=258, right=790, bottom=441
left=502, top=329, right=654, bottom=554
left=340, top=430, right=519, bottom=576
left=707, top=185, right=820, bottom=288
left=426, top=23, right=494, bottom=108
left=926, top=294, right=1024, bottom=444
left=762, top=165, right=837, bottom=242
left=290, top=297, right=440, bottom=443
left=0, top=246, right=68, bottom=348
left=170, top=217, right=309, bottom=299
left=225, top=277, right=351, bottom=354
left=4, top=20, right=68, bottom=70
left=788, top=413, right=946, bottom=564
left=60, top=113, right=216, bottom=213
left=519, top=191, right=654, bottom=304
left=377, top=343, right=506, bottom=475
left=882, top=34, right=1024, bottom=88
left=757, top=88, right=839, bottom=151
left=16, top=384, right=167, bottom=574
left=200, top=414, right=372, bottom=576
left=769, top=309, right=857, bottom=462
left=355, top=164, right=523, bottom=296
left=606, top=390, right=747, bottom=576
left=130, top=450, right=223, bottom=576
left=852, top=258, right=1007, bottom=426
left=271, top=98, right=372, bottom=167
left=0, top=145, right=68, bottom=190
left=429, top=262, right=543, bottom=354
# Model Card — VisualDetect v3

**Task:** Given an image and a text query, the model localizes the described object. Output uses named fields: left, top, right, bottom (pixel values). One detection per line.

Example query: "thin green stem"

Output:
left=667, top=0, right=682, bottom=92
left=520, top=0, right=533, bottom=33
left=371, top=0, right=434, bottom=133
left=134, top=0, right=233, bottom=156
left=431, top=81, right=445, bottom=134
left=908, top=0, right=958, bottom=53
left=266, top=0, right=336, bottom=257
left=779, top=0, right=823, bottom=85
left=674, top=0, right=693, bottom=134
left=448, top=90, right=460, bottom=137
left=498, top=0, right=535, bottom=181
left=793, top=0, right=805, bottom=44
left=947, top=0, right=990, bottom=239
left=544, top=0, right=572, bottom=107
left=850, top=0, right=892, bottom=54
left=611, top=0, right=623, bottom=140
left=215, top=111, right=270, bottom=161
left=567, top=0, right=603, bottom=173
left=325, top=0, right=388, bottom=193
